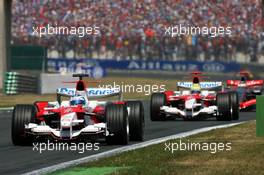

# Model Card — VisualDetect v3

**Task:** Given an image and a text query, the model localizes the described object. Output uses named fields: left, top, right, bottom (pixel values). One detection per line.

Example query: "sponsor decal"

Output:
left=202, top=63, right=225, bottom=72
left=57, top=88, right=76, bottom=95
left=200, top=82, right=222, bottom=88
left=57, top=88, right=119, bottom=96
left=177, top=82, right=222, bottom=89
left=177, top=82, right=192, bottom=88
left=48, top=58, right=240, bottom=73
left=87, top=88, right=119, bottom=96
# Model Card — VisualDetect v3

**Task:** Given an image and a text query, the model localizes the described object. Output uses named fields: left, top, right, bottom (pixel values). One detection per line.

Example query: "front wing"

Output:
left=25, top=123, right=106, bottom=140
left=160, top=105, right=217, bottom=118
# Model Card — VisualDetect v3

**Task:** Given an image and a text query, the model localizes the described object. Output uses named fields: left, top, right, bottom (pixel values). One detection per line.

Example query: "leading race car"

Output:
left=150, top=72, right=239, bottom=121
left=12, top=74, right=144, bottom=146
left=226, top=71, right=263, bottom=111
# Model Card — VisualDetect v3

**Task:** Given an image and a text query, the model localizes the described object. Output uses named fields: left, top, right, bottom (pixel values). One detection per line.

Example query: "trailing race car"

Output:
left=150, top=72, right=239, bottom=121
left=12, top=74, right=144, bottom=146
left=226, top=71, right=263, bottom=111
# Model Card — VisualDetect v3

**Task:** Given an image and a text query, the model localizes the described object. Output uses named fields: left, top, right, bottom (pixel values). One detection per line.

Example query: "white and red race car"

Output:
left=12, top=74, right=144, bottom=146
left=150, top=72, right=239, bottom=121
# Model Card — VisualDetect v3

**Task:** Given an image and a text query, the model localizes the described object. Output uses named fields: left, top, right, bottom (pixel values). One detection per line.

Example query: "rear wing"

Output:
left=177, top=82, right=222, bottom=89
left=86, top=88, right=121, bottom=98
left=226, top=80, right=264, bottom=87
left=56, top=87, right=122, bottom=98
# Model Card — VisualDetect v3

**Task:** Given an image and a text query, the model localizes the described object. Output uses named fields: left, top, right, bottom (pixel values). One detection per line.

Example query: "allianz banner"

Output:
left=48, top=58, right=240, bottom=72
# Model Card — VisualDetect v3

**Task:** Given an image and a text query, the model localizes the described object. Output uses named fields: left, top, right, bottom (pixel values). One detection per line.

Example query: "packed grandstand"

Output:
left=11, top=0, right=264, bottom=62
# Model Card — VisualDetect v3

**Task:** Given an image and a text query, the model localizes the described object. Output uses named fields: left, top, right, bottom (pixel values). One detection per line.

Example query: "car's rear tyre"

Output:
left=150, top=93, right=166, bottom=121
left=216, top=93, right=232, bottom=121
left=12, top=104, right=36, bottom=146
left=106, top=104, right=129, bottom=145
left=126, top=101, right=144, bottom=141
left=229, top=91, right=239, bottom=120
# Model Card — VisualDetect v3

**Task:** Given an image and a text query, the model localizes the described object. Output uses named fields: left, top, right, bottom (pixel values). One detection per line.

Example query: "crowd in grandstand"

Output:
left=12, top=0, right=264, bottom=62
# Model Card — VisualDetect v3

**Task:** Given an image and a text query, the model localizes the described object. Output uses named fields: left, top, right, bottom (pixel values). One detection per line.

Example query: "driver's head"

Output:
left=240, top=76, right=246, bottom=83
left=191, top=83, right=201, bottom=94
left=238, top=76, right=247, bottom=87
left=70, top=96, right=86, bottom=106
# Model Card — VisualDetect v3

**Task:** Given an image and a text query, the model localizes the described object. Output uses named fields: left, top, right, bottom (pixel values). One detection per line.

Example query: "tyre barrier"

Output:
left=4, top=72, right=38, bottom=95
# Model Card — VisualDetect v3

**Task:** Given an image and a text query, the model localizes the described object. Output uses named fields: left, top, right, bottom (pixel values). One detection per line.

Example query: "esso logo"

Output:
left=203, top=63, right=225, bottom=72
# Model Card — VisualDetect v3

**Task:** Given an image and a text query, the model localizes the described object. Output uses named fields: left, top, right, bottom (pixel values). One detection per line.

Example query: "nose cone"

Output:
left=185, top=98, right=196, bottom=109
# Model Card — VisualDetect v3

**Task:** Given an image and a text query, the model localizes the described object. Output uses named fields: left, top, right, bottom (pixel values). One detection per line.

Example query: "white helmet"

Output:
left=70, top=96, right=86, bottom=106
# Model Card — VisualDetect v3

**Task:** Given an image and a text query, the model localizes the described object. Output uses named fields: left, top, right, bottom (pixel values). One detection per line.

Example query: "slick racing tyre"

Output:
left=150, top=93, right=166, bottom=121
left=106, top=104, right=129, bottom=145
left=12, top=104, right=36, bottom=146
left=229, top=91, right=239, bottom=120
left=126, top=101, right=144, bottom=141
left=216, top=93, right=232, bottom=121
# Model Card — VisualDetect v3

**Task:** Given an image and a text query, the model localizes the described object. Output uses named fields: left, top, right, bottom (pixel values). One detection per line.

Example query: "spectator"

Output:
left=11, top=0, right=263, bottom=62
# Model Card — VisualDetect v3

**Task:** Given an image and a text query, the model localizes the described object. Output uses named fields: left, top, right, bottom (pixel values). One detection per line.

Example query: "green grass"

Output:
left=51, top=121, right=264, bottom=175
left=50, top=167, right=129, bottom=175
left=0, top=76, right=177, bottom=107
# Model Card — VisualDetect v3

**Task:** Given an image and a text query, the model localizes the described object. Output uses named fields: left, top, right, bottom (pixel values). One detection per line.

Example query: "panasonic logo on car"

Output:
left=57, top=88, right=76, bottom=95
left=177, top=82, right=222, bottom=89
left=200, top=82, right=222, bottom=88
left=177, top=82, right=192, bottom=88
left=87, top=88, right=116, bottom=96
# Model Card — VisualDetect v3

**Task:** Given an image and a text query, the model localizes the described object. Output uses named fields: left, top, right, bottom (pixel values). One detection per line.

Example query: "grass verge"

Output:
left=51, top=121, right=264, bottom=175
left=0, top=76, right=177, bottom=107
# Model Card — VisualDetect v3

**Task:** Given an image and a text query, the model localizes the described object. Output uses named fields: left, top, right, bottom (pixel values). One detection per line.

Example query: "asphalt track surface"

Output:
left=0, top=101, right=255, bottom=175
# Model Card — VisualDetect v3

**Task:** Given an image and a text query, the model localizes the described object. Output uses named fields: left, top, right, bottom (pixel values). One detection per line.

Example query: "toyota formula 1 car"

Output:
left=150, top=72, right=239, bottom=121
left=12, top=74, right=144, bottom=146
left=226, top=71, right=263, bottom=111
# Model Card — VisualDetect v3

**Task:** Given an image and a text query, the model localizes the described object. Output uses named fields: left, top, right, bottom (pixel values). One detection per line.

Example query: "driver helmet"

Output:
left=70, top=96, right=86, bottom=106
left=240, top=76, right=246, bottom=83
left=239, top=76, right=247, bottom=87
left=191, top=83, right=201, bottom=94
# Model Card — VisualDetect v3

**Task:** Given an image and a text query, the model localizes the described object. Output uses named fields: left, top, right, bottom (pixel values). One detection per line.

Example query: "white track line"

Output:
left=23, top=121, right=245, bottom=175
left=0, top=107, right=13, bottom=111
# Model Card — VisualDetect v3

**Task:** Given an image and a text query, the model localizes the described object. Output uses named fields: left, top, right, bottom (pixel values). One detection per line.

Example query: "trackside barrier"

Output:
left=256, top=96, right=264, bottom=136
left=4, top=72, right=38, bottom=95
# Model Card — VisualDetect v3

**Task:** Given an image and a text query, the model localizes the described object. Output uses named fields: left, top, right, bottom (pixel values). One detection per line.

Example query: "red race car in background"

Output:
left=226, top=71, right=263, bottom=111
left=150, top=72, right=239, bottom=121
left=12, top=74, right=144, bottom=146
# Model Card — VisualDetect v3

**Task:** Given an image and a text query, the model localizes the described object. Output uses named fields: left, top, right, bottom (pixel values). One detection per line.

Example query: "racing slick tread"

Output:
left=216, top=93, right=232, bottom=121
left=106, top=104, right=128, bottom=145
left=126, top=101, right=144, bottom=141
left=12, top=104, right=36, bottom=146
left=150, top=93, right=166, bottom=121
left=229, top=91, right=239, bottom=120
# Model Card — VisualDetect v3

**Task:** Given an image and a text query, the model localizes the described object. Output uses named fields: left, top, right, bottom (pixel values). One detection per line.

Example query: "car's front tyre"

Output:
left=150, top=93, right=166, bottom=121
left=126, top=101, right=144, bottom=141
left=229, top=91, right=239, bottom=120
left=105, top=104, right=129, bottom=145
left=216, top=93, right=232, bottom=121
left=12, top=104, right=36, bottom=146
